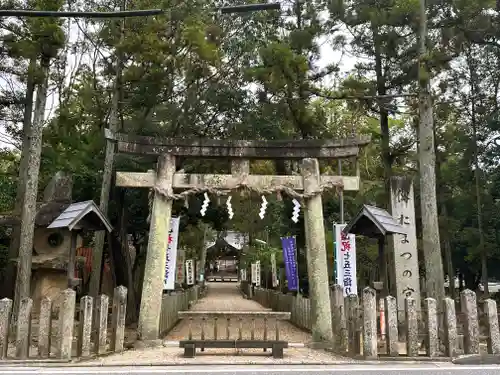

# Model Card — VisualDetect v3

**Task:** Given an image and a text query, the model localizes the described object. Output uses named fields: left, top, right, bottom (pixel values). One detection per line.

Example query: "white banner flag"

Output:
left=271, top=253, right=278, bottom=287
left=334, top=224, right=357, bottom=297
left=255, top=260, right=261, bottom=287
left=186, top=259, right=195, bottom=285
left=176, top=247, right=185, bottom=284
left=251, top=263, right=256, bottom=283
left=241, top=268, right=247, bottom=281
left=163, top=217, right=180, bottom=290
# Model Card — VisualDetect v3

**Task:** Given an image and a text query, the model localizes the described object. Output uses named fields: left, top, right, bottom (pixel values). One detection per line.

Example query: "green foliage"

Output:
left=0, top=149, right=18, bottom=272
left=3, top=0, right=500, bottom=293
left=0, top=150, right=17, bottom=212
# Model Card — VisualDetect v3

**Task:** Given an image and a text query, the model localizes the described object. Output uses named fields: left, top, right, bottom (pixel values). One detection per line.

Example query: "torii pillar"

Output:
left=138, top=154, right=175, bottom=341
left=302, top=158, right=334, bottom=343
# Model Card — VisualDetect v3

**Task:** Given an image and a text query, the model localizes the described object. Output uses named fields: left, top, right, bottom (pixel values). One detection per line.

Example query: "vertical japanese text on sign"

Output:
left=164, top=217, right=180, bottom=290
left=281, top=236, right=298, bottom=291
left=255, top=260, right=261, bottom=286
left=334, top=224, right=357, bottom=297
left=186, top=259, right=194, bottom=285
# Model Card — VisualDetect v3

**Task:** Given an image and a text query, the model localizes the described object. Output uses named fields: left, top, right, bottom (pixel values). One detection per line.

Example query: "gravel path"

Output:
left=190, top=282, right=268, bottom=311
left=86, top=346, right=356, bottom=365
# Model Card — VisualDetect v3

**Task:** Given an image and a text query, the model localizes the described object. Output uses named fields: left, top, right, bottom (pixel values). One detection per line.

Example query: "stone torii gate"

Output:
left=107, top=131, right=370, bottom=343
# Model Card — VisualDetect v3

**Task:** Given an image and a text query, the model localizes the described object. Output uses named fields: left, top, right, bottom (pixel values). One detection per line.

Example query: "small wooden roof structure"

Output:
left=343, top=204, right=406, bottom=238
left=47, top=200, right=113, bottom=232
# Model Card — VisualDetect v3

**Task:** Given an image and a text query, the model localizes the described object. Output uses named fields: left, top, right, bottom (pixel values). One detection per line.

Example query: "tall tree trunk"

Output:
left=441, top=202, right=455, bottom=299
left=467, top=60, right=488, bottom=296
left=434, top=130, right=455, bottom=300
left=132, top=240, right=147, bottom=309
left=115, top=188, right=139, bottom=323
left=3, top=57, right=36, bottom=299
left=418, top=0, right=445, bottom=302
left=13, top=55, right=50, bottom=316
left=472, top=100, right=488, bottom=296
left=89, top=2, right=125, bottom=298
left=373, top=25, right=392, bottom=297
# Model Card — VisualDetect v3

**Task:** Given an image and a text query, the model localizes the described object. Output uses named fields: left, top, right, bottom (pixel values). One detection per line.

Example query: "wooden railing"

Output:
left=159, top=285, right=204, bottom=336
left=253, top=287, right=312, bottom=330
left=177, top=311, right=291, bottom=358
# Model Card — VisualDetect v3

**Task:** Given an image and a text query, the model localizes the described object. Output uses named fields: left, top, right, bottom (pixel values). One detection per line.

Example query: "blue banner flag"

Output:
left=281, top=236, right=299, bottom=291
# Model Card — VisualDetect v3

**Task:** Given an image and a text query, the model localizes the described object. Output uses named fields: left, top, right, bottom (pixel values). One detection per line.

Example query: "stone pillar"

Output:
left=15, top=297, right=32, bottom=359
left=58, top=289, right=76, bottom=360
left=111, top=286, right=128, bottom=352
left=424, top=298, right=438, bottom=357
left=484, top=299, right=500, bottom=354
left=331, top=285, right=347, bottom=352
left=38, top=297, right=52, bottom=358
left=405, top=297, right=418, bottom=357
left=362, top=287, right=377, bottom=359
left=389, top=177, right=421, bottom=321
left=384, top=295, right=399, bottom=357
left=346, top=294, right=359, bottom=356
left=301, top=158, right=333, bottom=343
left=78, top=296, right=93, bottom=358
left=460, top=289, right=479, bottom=355
left=95, top=294, right=109, bottom=355
left=138, top=154, right=176, bottom=341
left=0, top=298, right=12, bottom=359
left=443, top=297, right=458, bottom=357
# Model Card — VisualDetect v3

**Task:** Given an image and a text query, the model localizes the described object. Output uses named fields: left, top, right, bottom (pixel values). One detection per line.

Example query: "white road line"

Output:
left=0, top=365, right=497, bottom=374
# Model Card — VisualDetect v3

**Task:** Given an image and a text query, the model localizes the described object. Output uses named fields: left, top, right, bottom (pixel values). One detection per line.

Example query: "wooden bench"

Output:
left=178, top=311, right=291, bottom=358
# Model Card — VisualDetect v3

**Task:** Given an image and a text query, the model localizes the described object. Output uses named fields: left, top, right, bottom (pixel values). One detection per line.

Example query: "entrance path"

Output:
left=165, top=282, right=311, bottom=343
left=86, top=282, right=354, bottom=365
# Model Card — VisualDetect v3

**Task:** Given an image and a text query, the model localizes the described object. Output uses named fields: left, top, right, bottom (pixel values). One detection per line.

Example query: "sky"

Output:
left=0, top=15, right=357, bottom=150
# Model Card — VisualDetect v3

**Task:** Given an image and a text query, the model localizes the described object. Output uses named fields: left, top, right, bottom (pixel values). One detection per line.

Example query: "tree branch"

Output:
left=0, top=98, right=25, bottom=106
left=308, top=89, right=417, bottom=101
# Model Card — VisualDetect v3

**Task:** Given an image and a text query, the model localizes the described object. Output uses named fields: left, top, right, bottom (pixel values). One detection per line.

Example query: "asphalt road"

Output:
left=1, top=364, right=500, bottom=375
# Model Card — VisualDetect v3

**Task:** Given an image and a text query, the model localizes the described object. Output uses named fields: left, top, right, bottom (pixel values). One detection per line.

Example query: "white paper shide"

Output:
left=186, top=259, right=195, bottom=285
left=163, top=217, right=180, bottom=290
